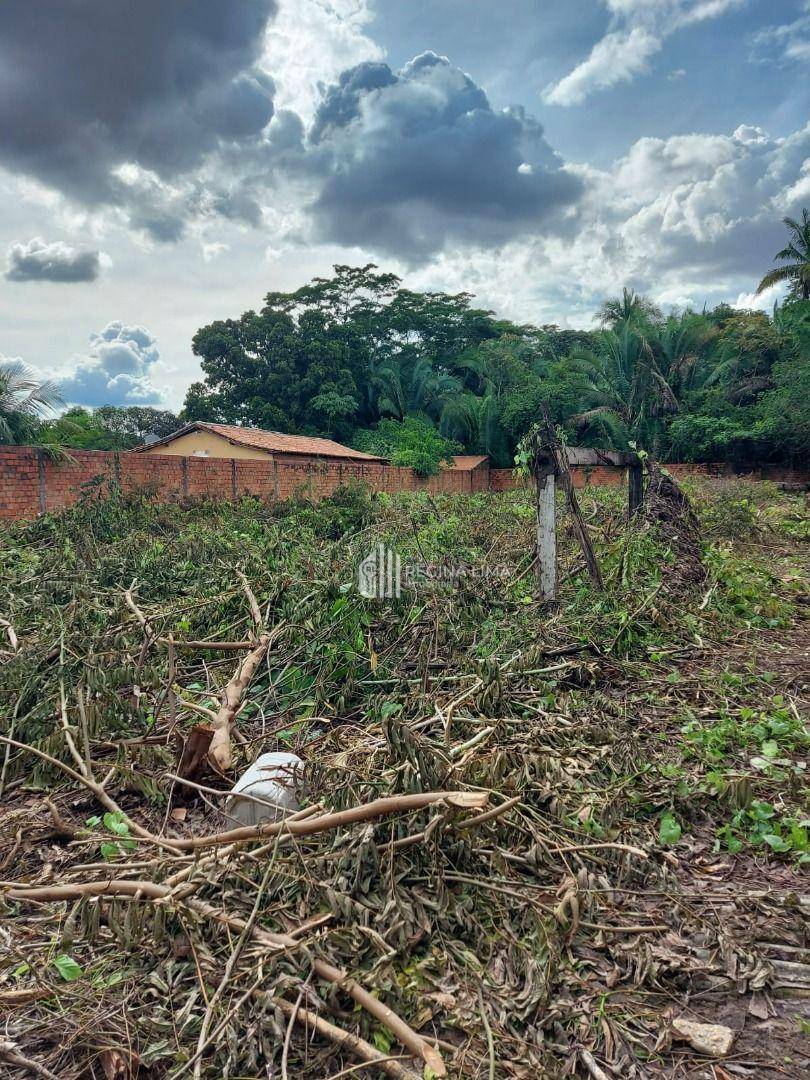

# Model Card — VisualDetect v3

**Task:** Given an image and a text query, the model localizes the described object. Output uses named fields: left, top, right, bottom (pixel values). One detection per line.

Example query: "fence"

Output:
left=0, top=447, right=490, bottom=521
left=0, top=446, right=805, bottom=522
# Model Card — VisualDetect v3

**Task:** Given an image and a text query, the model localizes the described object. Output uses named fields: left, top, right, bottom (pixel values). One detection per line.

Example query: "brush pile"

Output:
left=0, top=479, right=807, bottom=1078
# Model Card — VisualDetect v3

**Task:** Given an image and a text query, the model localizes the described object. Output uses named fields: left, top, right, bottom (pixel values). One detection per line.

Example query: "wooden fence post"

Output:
left=535, top=465, right=557, bottom=602
left=628, top=460, right=644, bottom=518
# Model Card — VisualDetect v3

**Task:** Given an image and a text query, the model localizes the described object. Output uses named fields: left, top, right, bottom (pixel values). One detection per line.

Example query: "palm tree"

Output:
left=595, top=288, right=662, bottom=331
left=440, top=391, right=501, bottom=456
left=563, top=321, right=690, bottom=450
left=0, top=359, right=63, bottom=444
left=372, top=355, right=461, bottom=422
left=756, top=209, right=810, bottom=300
left=654, top=312, right=714, bottom=403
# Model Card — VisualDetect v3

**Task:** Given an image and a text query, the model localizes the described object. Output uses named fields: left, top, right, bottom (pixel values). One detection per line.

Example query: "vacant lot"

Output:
left=0, top=478, right=807, bottom=1079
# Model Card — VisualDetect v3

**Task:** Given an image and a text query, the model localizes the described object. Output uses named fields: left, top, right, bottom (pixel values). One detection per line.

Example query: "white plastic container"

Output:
left=225, top=752, right=303, bottom=827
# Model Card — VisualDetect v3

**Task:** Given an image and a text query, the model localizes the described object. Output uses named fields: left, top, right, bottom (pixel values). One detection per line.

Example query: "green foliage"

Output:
left=0, top=358, right=63, bottom=444
left=354, top=417, right=460, bottom=475
left=277, top=482, right=377, bottom=539
left=37, top=405, right=181, bottom=450
left=658, top=812, right=682, bottom=846
left=181, top=253, right=808, bottom=468
left=185, top=264, right=807, bottom=475
left=756, top=209, right=810, bottom=301
left=85, top=810, right=138, bottom=860
left=718, top=803, right=809, bottom=858
left=52, top=954, right=83, bottom=982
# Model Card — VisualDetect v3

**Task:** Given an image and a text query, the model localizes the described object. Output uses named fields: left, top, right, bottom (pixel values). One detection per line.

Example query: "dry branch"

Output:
left=272, top=996, right=422, bottom=1080
left=208, top=630, right=270, bottom=771
left=0, top=1041, right=60, bottom=1080
left=168, top=790, right=489, bottom=851
left=5, top=877, right=446, bottom=1076
left=207, top=572, right=274, bottom=771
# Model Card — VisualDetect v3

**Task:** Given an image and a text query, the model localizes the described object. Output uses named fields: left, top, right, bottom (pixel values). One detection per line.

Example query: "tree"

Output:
left=595, top=288, right=662, bottom=332
left=0, top=359, right=62, bottom=444
left=756, top=209, right=810, bottom=301
left=353, top=417, right=460, bottom=476
left=705, top=310, right=787, bottom=403
left=442, top=336, right=542, bottom=465
left=186, top=266, right=504, bottom=442
left=94, top=406, right=181, bottom=444
left=39, top=407, right=127, bottom=450
left=181, top=256, right=805, bottom=469
left=180, top=382, right=226, bottom=423
left=39, top=405, right=182, bottom=450
left=372, top=356, right=461, bottom=423
left=654, top=313, right=714, bottom=403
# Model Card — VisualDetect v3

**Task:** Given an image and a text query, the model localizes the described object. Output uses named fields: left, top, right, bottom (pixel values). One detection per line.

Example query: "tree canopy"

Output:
left=15, top=218, right=807, bottom=468
left=37, top=405, right=182, bottom=451
left=183, top=259, right=809, bottom=467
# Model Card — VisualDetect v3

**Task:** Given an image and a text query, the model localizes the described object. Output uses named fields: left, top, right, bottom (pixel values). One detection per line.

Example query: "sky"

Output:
left=0, top=0, right=807, bottom=410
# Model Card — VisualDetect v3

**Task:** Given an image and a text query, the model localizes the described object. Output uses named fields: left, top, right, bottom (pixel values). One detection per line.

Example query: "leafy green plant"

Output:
left=52, top=954, right=83, bottom=982
left=717, top=801, right=810, bottom=859
left=86, top=811, right=138, bottom=860
left=659, top=812, right=682, bottom=846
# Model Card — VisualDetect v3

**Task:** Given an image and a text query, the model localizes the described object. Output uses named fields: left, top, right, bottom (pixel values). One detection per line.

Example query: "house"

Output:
left=131, top=422, right=386, bottom=465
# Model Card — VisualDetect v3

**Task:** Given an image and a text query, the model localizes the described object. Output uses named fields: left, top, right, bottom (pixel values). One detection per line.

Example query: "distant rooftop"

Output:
left=444, top=455, right=490, bottom=470
left=132, top=422, right=386, bottom=462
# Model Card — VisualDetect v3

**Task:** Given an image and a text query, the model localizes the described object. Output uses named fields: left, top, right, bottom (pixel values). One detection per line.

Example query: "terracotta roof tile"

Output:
left=133, top=423, right=386, bottom=462
left=443, top=455, right=490, bottom=470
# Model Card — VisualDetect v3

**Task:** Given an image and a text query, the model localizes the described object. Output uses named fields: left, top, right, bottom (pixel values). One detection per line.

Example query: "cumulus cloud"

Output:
left=573, top=123, right=810, bottom=291
left=263, top=0, right=383, bottom=121
left=0, top=5, right=581, bottom=261
left=543, top=0, right=743, bottom=106
left=0, top=1, right=278, bottom=238
left=5, top=237, right=102, bottom=283
left=59, top=323, right=164, bottom=407
left=409, top=120, right=810, bottom=328
left=302, top=52, right=583, bottom=262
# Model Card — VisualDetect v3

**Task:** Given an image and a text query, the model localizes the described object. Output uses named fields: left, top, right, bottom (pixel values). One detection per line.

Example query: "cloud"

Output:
left=543, top=0, right=743, bottom=106
left=751, top=3, right=810, bottom=64
left=301, top=52, right=583, bottom=263
left=574, top=123, right=810, bottom=289
left=5, top=237, right=102, bottom=283
left=263, top=0, right=383, bottom=121
left=543, top=28, right=661, bottom=106
left=0, top=1, right=278, bottom=237
left=407, top=119, right=810, bottom=328
left=59, top=322, right=164, bottom=407
left=0, top=6, right=580, bottom=262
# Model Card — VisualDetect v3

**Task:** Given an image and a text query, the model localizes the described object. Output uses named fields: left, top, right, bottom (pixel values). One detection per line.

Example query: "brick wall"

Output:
left=0, top=448, right=492, bottom=521
left=0, top=447, right=804, bottom=523
left=490, top=461, right=809, bottom=494
left=490, top=464, right=627, bottom=491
